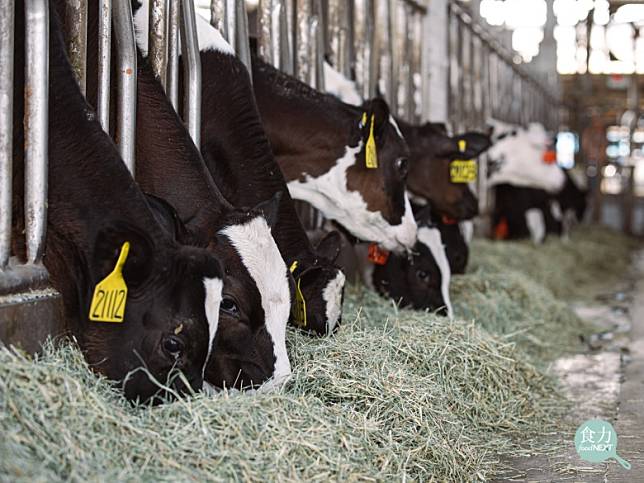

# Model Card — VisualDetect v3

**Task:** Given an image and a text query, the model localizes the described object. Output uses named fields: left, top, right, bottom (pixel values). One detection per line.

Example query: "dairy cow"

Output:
left=133, top=5, right=346, bottom=336
left=12, top=2, right=224, bottom=402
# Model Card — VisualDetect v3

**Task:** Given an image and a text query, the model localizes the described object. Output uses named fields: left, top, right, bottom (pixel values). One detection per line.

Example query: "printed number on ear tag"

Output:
left=450, top=160, right=477, bottom=183
left=89, top=242, right=130, bottom=323
left=364, top=113, right=378, bottom=169
left=292, top=278, right=307, bottom=328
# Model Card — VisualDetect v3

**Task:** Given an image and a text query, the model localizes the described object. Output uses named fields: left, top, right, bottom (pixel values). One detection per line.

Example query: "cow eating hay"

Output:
left=0, top=226, right=638, bottom=481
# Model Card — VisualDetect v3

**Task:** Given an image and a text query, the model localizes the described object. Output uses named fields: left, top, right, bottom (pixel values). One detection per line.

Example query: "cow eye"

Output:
left=220, top=296, right=239, bottom=317
left=395, top=157, right=409, bottom=178
left=416, top=269, right=429, bottom=281
left=162, top=335, right=184, bottom=357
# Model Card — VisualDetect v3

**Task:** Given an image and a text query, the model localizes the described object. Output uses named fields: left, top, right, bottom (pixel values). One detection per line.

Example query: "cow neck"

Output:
left=198, top=50, right=316, bottom=264
left=134, top=56, right=230, bottom=240
left=78, top=0, right=228, bottom=242
left=251, top=58, right=360, bottom=182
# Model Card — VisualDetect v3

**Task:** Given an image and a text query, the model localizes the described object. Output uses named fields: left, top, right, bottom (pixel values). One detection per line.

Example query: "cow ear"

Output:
left=92, top=224, right=155, bottom=288
left=314, top=230, right=342, bottom=262
left=360, top=97, right=391, bottom=139
left=144, top=193, right=193, bottom=244
left=254, top=191, right=283, bottom=229
left=453, top=132, right=492, bottom=158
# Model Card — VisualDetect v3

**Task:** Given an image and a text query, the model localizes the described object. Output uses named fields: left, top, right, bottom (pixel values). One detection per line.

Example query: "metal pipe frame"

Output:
left=166, top=0, right=179, bottom=109
left=234, top=0, right=251, bottom=75
left=112, top=0, right=137, bottom=175
left=294, top=0, right=310, bottom=83
left=210, top=0, right=227, bottom=37
left=65, top=0, right=88, bottom=94
left=24, top=0, right=49, bottom=265
left=180, top=0, right=202, bottom=145
left=148, top=0, right=169, bottom=87
left=277, top=0, right=292, bottom=74
left=97, top=0, right=111, bottom=132
left=0, top=0, right=15, bottom=268
left=257, top=0, right=273, bottom=65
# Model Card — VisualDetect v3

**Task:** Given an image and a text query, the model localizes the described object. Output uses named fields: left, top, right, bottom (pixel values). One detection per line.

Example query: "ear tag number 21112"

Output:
left=89, top=242, right=130, bottom=323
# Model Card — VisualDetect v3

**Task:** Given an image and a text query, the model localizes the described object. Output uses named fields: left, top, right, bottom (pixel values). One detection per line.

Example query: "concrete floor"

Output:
left=495, top=253, right=644, bottom=482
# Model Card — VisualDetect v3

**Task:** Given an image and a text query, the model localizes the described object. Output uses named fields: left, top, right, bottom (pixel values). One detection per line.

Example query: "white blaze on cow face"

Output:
left=525, top=208, right=546, bottom=244
left=133, top=2, right=234, bottom=55
left=322, top=270, right=346, bottom=334
left=220, top=216, right=292, bottom=390
left=287, top=143, right=418, bottom=253
left=202, top=277, right=223, bottom=377
left=417, top=227, right=453, bottom=319
left=459, top=220, right=474, bottom=245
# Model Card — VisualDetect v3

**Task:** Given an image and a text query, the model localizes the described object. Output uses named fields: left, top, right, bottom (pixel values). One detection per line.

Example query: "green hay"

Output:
left=0, top=225, right=637, bottom=481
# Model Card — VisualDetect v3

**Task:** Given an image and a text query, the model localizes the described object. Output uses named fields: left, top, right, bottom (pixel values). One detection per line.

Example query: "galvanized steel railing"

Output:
left=0, top=0, right=49, bottom=288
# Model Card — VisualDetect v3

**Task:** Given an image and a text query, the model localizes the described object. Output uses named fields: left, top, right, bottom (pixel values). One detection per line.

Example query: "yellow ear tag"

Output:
left=365, top=114, right=378, bottom=169
left=451, top=139, right=477, bottom=183
left=89, top=242, right=130, bottom=323
left=292, top=278, right=308, bottom=328
left=288, top=260, right=307, bottom=327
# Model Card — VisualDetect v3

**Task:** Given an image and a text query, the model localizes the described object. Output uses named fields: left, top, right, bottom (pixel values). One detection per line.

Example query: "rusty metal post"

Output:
left=308, top=13, right=324, bottom=90
left=210, top=0, right=227, bottom=36
left=180, top=0, right=202, bottom=145
left=24, top=0, right=49, bottom=264
left=166, top=0, right=179, bottom=109
left=0, top=0, right=14, bottom=268
left=65, top=0, right=87, bottom=94
left=293, top=0, right=310, bottom=83
left=257, top=0, right=273, bottom=64
left=97, top=0, right=111, bottom=132
left=148, top=0, right=168, bottom=87
left=112, top=0, right=137, bottom=175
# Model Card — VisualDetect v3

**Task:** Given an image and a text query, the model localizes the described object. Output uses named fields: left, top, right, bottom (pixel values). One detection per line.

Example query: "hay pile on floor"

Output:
left=0, top=225, right=637, bottom=481
left=1, top=293, right=563, bottom=482
left=450, top=225, right=637, bottom=361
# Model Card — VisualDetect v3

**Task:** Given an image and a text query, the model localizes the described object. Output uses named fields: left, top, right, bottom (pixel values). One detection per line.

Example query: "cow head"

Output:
left=204, top=195, right=292, bottom=392
left=404, top=122, right=491, bottom=221
left=287, top=98, right=417, bottom=253
left=289, top=230, right=346, bottom=335
left=371, top=209, right=452, bottom=314
left=82, top=223, right=223, bottom=404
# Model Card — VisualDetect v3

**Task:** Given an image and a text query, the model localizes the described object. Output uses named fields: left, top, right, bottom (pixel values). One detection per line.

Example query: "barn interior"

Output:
left=1, top=0, right=643, bottom=481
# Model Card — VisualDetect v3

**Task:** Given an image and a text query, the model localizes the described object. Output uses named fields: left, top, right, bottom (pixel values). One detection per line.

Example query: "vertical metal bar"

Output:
left=97, top=0, right=111, bottom=132
left=180, top=0, right=202, bottom=145
left=24, top=0, right=49, bottom=265
left=65, top=0, right=88, bottom=94
left=112, top=0, right=137, bottom=175
left=148, top=0, right=169, bottom=87
left=277, top=0, right=292, bottom=74
left=294, top=0, right=310, bottom=82
left=234, top=0, right=252, bottom=75
left=166, top=0, right=179, bottom=110
left=210, top=0, right=227, bottom=37
left=0, top=0, right=14, bottom=268
left=258, top=0, right=273, bottom=64
left=308, top=14, right=324, bottom=90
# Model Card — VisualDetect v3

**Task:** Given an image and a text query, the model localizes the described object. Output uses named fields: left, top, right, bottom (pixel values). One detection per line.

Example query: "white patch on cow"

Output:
left=134, top=2, right=234, bottom=56
left=525, top=208, right=546, bottom=244
left=550, top=200, right=563, bottom=221
left=202, top=277, right=223, bottom=377
left=322, top=270, right=346, bottom=334
left=487, top=122, right=565, bottom=193
left=406, top=190, right=428, bottom=207
left=220, top=216, right=292, bottom=390
left=389, top=115, right=404, bottom=140
left=323, top=62, right=363, bottom=105
left=417, top=227, right=453, bottom=319
left=459, top=220, right=474, bottom=245
left=287, top=143, right=418, bottom=253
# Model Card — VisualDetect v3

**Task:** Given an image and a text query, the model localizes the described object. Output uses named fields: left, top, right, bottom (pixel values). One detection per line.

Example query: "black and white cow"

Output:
left=251, top=59, right=418, bottom=254
left=12, top=2, right=224, bottom=402
left=133, top=4, right=346, bottom=336
left=77, top=0, right=293, bottom=391
left=488, top=121, right=567, bottom=243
